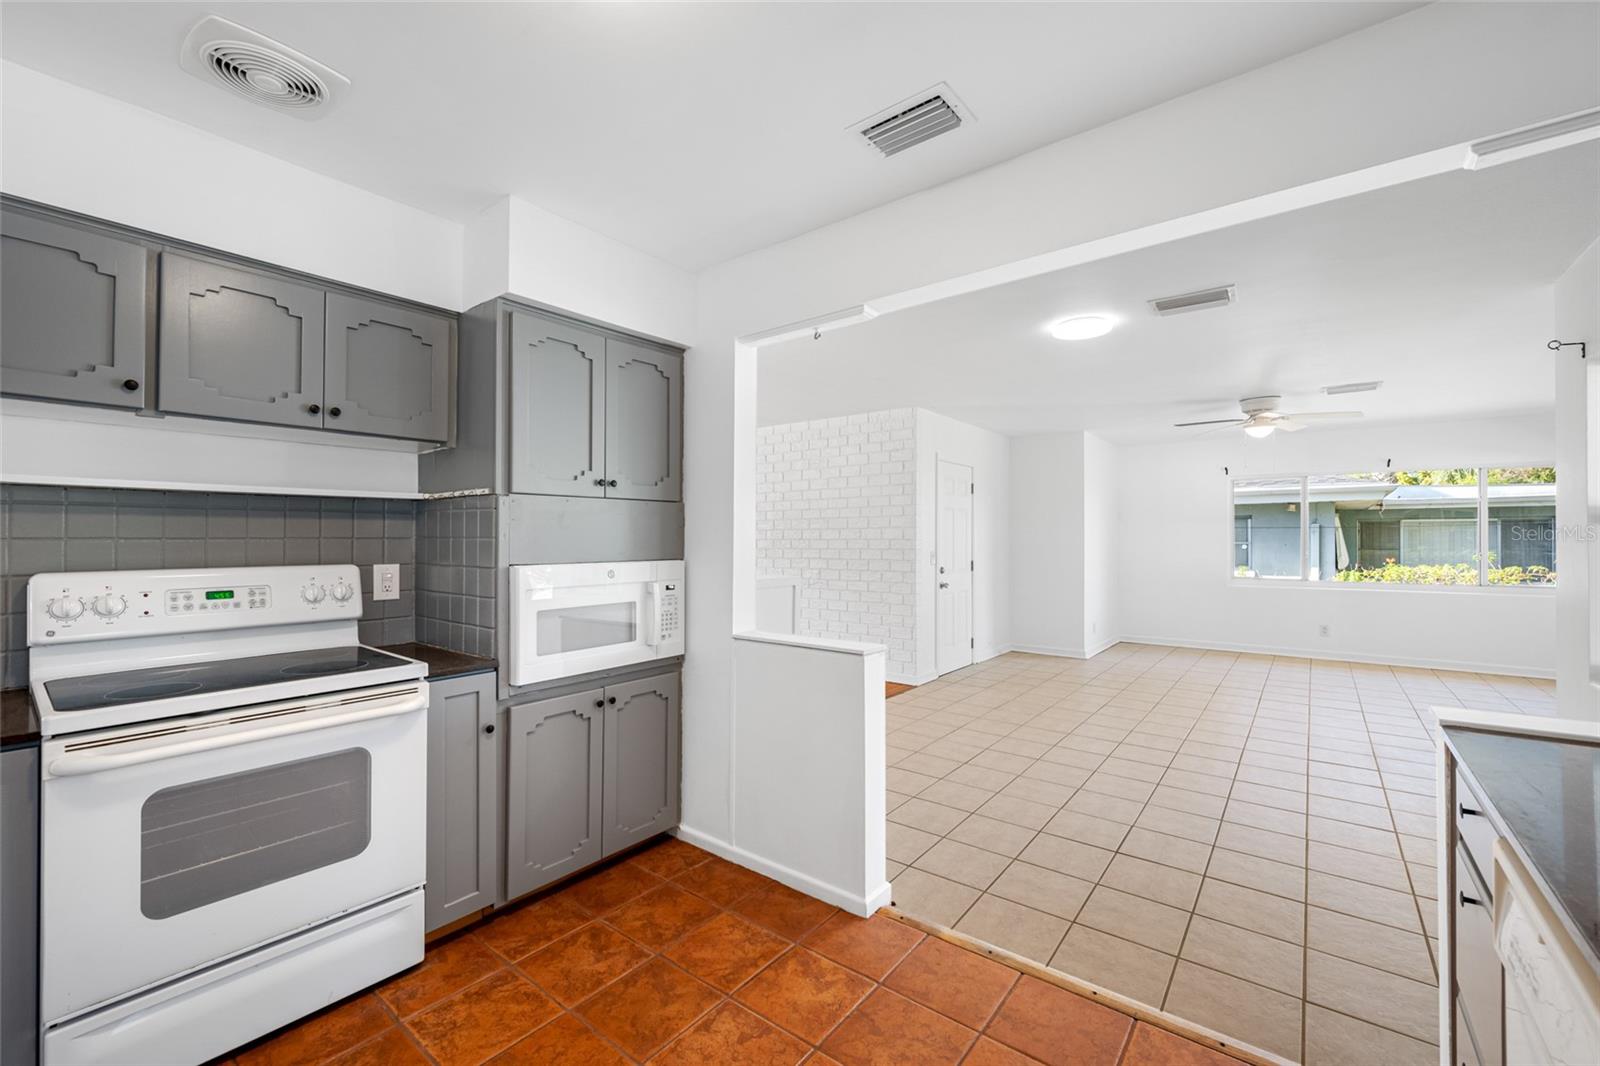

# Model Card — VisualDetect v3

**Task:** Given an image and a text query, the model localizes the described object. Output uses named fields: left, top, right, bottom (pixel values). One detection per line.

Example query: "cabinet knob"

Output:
left=607, top=479, right=618, bottom=488
left=483, top=723, right=495, bottom=735
left=607, top=696, right=616, bottom=705
left=121, top=378, right=140, bottom=392
left=594, top=478, right=607, bottom=487
left=595, top=699, right=604, bottom=708
left=328, top=406, right=342, bottom=417
left=307, top=403, right=322, bottom=415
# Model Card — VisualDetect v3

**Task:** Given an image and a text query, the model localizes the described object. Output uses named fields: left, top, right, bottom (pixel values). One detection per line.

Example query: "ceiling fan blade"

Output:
left=1275, top=418, right=1308, bottom=432
left=1277, top=411, right=1363, bottom=422
left=1173, top=418, right=1246, bottom=428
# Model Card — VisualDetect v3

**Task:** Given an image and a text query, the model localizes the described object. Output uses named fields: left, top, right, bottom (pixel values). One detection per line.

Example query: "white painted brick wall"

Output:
left=756, top=408, right=918, bottom=678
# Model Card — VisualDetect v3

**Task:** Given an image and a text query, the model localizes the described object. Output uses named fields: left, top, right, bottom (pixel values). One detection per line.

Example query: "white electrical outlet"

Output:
left=1318, top=624, right=1330, bottom=638
left=373, top=563, right=399, bottom=601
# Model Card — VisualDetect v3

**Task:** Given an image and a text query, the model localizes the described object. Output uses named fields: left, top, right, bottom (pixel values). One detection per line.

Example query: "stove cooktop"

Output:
left=42, top=646, right=415, bottom=713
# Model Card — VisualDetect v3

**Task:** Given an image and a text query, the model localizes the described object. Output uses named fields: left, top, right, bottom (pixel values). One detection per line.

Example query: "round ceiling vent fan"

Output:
left=1174, top=395, right=1362, bottom=438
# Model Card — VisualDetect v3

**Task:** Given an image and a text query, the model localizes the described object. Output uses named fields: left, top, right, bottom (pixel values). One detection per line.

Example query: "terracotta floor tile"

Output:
left=606, top=883, right=721, bottom=949
left=561, top=861, right=666, bottom=915
left=735, top=947, right=874, bottom=1043
left=652, top=1001, right=810, bottom=1065
left=673, top=855, right=774, bottom=906
left=476, top=895, right=592, bottom=961
left=821, top=987, right=977, bottom=1066
left=405, top=970, right=561, bottom=1066
left=237, top=994, right=393, bottom=1066
left=629, top=836, right=714, bottom=879
left=663, top=911, right=792, bottom=992
left=984, top=975, right=1133, bottom=1066
left=325, top=1028, right=430, bottom=1066
left=881, top=937, right=1018, bottom=1030
left=963, top=1036, right=1048, bottom=1065
left=518, top=922, right=652, bottom=1006
left=802, top=912, right=924, bottom=980
left=576, top=957, right=723, bottom=1059
left=1119, top=1023, right=1240, bottom=1066
left=732, top=880, right=841, bottom=939
left=485, top=1013, right=630, bottom=1065
left=377, top=933, right=503, bottom=1017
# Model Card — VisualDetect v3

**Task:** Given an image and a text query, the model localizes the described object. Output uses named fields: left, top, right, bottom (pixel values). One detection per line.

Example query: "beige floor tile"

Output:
left=1193, top=878, right=1305, bottom=944
left=999, top=777, right=1076, bottom=807
left=1135, top=804, right=1220, bottom=844
left=1303, top=1004, right=1438, bottom=1065
left=913, top=838, right=1010, bottom=890
left=1224, top=798, right=1307, bottom=838
left=1147, top=784, right=1228, bottom=819
left=1215, top=822, right=1305, bottom=866
left=946, top=813, right=1037, bottom=858
left=888, top=797, right=969, bottom=835
left=987, top=861, right=1094, bottom=921
left=1306, top=950, right=1437, bottom=1043
left=1050, top=924, right=1176, bottom=1008
left=1063, top=789, right=1144, bottom=824
left=1308, top=816, right=1401, bottom=858
left=886, top=768, right=938, bottom=795
left=889, top=868, right=979, bottom=927
left=974, top=793, right=1058, bottom=830
left=1097, top=755, right=1166, bottom=784
left=887, top=821, right=941, bottom=864
left=1164, top=961, right=1302, bottom=1063
left=945, top=763, right=1017, bottom=792
left=954, top=893, right=1070, bottom=966
left=916, top=779, right=995, bottom=812
left=1179, top=914, right=1302, bottom=996
left=1041, top=809, right=1131, bottom=850
left=1308, top=794, right=1393, bottom=830
left=887, top=860, right=906, bottom=879
left=1018, top=833, right=1115, bottom=882
left=1076, top=885, right=1190, bottom=954
left=1205, top=847, right=1306, bottom=902
left=886, top=790, right=912, bottom=813
left=1158, top=767, right=1235, bottom=797
left=1022, top=760, right=1093, bottom=788
left=1308, top=871, right=1421, bottom=932
left=1117, top=827, right=1212, bottom=875
left=1100, top=854, right=1201, bottom=910
left=1306, top=840, right=1411, bottom=891
left=1081, top=771, right=1156, bottom=803
left=897, top=752, right=964, bottom=778
left=971, top=749, right=1035, bottom=774
left=1307, top=906, right=1435, bottom=983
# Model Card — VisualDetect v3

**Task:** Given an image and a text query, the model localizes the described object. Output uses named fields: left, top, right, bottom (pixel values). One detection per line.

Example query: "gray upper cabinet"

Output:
left=601, top=671, right=681, bottom=856
left=424, top=673, right=498, bottom=933
left=159, top=253, right=327, bottom=429
left=605, top=340, right=682, bottom=502
left=0, top=209, right=150, bottom=408
left=509, top=311, right=607, bottom=498
left=324, top=293, right=452, bottom=442
left=505, top=688, right=604, bottom=900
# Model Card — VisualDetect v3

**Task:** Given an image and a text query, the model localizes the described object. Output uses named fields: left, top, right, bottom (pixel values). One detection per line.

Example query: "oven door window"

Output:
left=140, top=748, right=371, bottom=919
left=536, top=601, right=638, bottom=656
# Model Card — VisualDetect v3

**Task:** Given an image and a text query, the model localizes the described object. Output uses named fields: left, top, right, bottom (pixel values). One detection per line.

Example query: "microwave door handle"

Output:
left=47, top=687, right=427, bottom=778
left=644, top=582, right=662, bottom=648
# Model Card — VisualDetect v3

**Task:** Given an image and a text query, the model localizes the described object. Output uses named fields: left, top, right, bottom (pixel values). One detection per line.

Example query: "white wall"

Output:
left=1083, top=433, right=1118, bottom=652
left=1554, top=239, right=1600, bottom=718
left=1115, top=414, right=1560, bottom=676
left=754, top=410, right=918, bottom=679
left=914, top=409, right=1011, bottom=677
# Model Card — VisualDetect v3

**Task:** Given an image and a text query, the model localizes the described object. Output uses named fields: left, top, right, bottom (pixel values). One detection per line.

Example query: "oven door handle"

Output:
left=47, top=688, right=427, bottom=778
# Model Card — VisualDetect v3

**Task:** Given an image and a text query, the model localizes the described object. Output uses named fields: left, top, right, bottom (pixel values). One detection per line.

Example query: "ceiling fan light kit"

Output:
left=1174, top=394, right=1363, bottom=436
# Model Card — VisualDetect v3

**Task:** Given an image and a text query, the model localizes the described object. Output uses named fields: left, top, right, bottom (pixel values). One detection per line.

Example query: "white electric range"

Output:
left=27, top=565, right=428, bottom=1066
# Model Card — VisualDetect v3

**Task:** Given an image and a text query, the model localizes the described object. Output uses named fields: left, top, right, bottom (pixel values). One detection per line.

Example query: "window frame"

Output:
left=1227, top=464, right=1556, bottom=592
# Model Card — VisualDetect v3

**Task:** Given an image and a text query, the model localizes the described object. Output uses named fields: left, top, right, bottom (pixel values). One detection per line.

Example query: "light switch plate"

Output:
left=373, top=563, right=399, bottom=601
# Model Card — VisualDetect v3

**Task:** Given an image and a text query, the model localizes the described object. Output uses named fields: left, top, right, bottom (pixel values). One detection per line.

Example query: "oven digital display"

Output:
left=205, top=590, right=235, bottom=601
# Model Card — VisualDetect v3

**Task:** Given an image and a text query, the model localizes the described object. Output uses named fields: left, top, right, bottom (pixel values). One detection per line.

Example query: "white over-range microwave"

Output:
left=508, top=560, right=684, bottom=686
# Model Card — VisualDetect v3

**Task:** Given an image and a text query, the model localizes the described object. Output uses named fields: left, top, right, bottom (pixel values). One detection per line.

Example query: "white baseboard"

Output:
left=888, top=670, right=938, bottom=687
left=672, top=824, right=889, bottom=918
left=1010, top=638, right=1120, bottom=660
left=1117, top=633, right=1555, bottom=680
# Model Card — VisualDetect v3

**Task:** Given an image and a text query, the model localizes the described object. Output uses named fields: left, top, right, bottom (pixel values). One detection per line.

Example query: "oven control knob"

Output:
left=90, top=593, right=127, bottom=618
left=330, top=580, right=355, bottom=603
left=301, top=583, right=326, bottom=604
left=46, top=596, right=85, bottom=621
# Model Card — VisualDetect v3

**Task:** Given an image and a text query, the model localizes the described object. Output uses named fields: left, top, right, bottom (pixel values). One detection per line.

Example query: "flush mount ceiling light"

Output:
left=1048, top=315, right=1115, bottom=341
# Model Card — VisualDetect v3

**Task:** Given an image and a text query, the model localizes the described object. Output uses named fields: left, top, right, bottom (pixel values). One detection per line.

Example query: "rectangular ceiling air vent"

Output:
left=850, top=83, right=972, bottom=157
left=1148, top=284, right=1236, bottom=316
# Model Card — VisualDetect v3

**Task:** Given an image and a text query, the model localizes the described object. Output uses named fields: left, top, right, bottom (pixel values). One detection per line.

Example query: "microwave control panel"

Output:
left=657, top=582, right=682, bottom=642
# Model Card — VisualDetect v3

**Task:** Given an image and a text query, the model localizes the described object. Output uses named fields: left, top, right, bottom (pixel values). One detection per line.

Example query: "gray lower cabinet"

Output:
left=505, top=688, right=605, bottom=899
left=1, top=209, right=150, bottom=408
left=324, top=293, right=452, bottom=442
left=509, top=311, right=607, bottom=498
left=424, top=673, right=498, bottom=932
left=159, top=253, right=327, bottom=429
left=602, top=672, right=682, bottom=854
left=605, top=339, right=682, bottom=503
left=2, top=745, right=39, bottom=1066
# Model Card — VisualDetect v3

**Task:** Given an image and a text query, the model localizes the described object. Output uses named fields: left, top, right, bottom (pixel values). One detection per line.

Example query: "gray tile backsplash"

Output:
left=0, top=485, right=490, bottom=689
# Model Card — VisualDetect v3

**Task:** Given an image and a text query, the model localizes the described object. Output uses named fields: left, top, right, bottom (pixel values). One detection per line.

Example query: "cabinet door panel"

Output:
left=424, top=674, right=498, bottom=932
left=325, top=293, right=452, bottom=442
left=159, top=253, right=325, bottom=428
left=602, top=672, right=680, bottom=855
left=605, top=340, right=682, bottom=501
left=509, top=311, right=607, bottom=497
left=1, top=209, right=149, bottom=407
left=506, top=689, right=604, bottom=899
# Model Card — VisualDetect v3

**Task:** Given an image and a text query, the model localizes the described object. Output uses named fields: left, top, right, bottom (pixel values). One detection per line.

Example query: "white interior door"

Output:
left=936, top=460, right=974, bottom=676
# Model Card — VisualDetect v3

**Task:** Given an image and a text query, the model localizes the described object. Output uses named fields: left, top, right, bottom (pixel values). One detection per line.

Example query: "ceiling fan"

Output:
left=1174, top=395, right=1362, bottom=438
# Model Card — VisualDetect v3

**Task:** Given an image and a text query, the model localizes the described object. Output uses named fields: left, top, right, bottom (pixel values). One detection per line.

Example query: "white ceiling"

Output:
left=758, top=143, right=1600, bottom=441
left=0, top=2, right=1417, bottom=269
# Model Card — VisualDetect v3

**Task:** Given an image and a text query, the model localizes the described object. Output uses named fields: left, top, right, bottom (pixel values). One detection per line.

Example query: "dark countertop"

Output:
left=1445, top=725, right=1599, bottom=973
left=1, top=688, right=39, bottom=749
left=379, top=643, right=497, bottom=681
